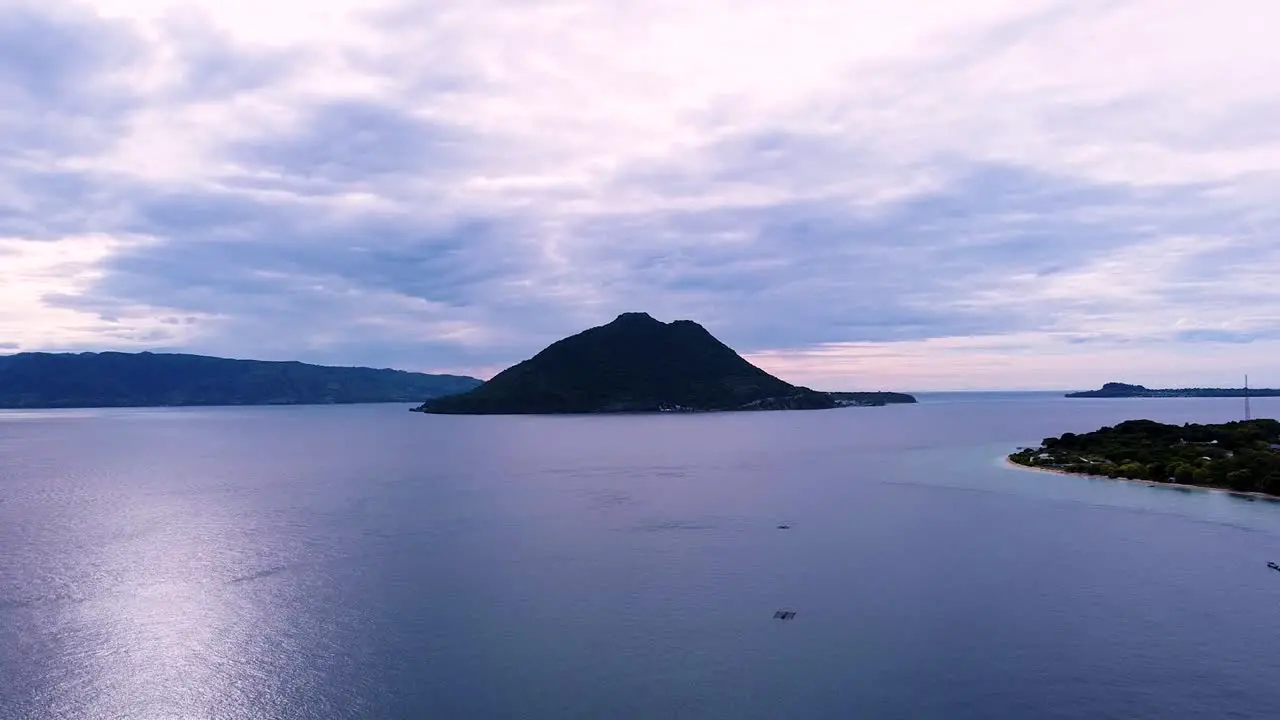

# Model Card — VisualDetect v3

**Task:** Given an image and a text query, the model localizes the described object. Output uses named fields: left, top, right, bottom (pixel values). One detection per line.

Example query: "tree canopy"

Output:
left=1010, top=419, right=1280, bottom=495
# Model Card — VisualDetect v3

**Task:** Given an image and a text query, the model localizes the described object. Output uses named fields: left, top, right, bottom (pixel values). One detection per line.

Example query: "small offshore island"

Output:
left=1010, top=419, right=1280, bottom=496
left=416, top=312, right=915, bottom=414
left=1067, top=382, right=1280, bottom=398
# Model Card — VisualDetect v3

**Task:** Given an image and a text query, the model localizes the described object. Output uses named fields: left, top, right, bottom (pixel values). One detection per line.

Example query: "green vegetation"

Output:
left=418, top=312, right=915, bottom=414
left=0, top=351, right=480, bottom=408
left=828, top=391, right=917, bottom=406
left=1010, top=419, right=1280, bottom=495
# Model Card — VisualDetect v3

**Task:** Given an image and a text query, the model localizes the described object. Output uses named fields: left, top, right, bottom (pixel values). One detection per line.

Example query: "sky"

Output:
left=2, top=0, right=1279, bottom=391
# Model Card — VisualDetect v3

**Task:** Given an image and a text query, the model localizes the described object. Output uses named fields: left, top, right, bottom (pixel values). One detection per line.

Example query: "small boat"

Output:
left=1268, top=562, right=1279, bottom=572
left=774, top=610, right=797, bottom=620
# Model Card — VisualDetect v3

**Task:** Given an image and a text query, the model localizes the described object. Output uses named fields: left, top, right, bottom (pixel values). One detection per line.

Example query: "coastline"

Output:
left=1001, top=457, right=1280, bottom=503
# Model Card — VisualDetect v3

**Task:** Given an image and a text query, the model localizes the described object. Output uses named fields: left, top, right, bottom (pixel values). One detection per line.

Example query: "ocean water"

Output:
left=3, top=394, right=1280, bottom=719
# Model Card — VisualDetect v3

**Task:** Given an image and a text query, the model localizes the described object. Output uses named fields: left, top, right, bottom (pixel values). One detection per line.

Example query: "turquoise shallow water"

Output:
left=3, top=394, right=1280, bottom=719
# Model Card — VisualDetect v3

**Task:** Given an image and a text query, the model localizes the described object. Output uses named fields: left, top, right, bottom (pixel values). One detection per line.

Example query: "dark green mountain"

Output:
left=0, top=351, right=481, bottom=409
left=1067, top=382, right=1280, bottom=398
left=417, top=312, right=910, bottom=415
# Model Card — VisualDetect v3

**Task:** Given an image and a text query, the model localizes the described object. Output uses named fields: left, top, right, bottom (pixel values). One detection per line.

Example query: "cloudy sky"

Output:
left=3, top=0, right=1278, bottom=390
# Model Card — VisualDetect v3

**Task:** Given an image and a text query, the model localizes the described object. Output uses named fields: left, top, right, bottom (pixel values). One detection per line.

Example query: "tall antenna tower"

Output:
left=1245, top=374, right=1252, bottom=422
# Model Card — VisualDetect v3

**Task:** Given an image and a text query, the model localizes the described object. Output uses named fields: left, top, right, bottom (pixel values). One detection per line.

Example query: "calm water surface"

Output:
left=3, top=394, right=1280, bottom=719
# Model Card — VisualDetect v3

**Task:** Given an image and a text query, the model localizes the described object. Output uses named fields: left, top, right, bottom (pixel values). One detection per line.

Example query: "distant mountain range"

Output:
left=0, top=352, right=481, bottom=409
left=1066, top=382, right=1280, bottom=399
left=417, top=312, right=915, bottom=414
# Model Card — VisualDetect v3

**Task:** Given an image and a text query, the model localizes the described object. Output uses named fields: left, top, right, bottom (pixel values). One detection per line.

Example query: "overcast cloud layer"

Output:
left=3, top=0, right=1279, bottom=390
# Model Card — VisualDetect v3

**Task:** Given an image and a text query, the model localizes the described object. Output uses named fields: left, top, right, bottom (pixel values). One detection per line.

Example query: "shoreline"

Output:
left=1001, top=457, right=1280, bottom=503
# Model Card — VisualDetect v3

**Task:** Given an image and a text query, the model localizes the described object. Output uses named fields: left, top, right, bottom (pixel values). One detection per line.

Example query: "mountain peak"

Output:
left=418, top=313, right=836, bottom=414
left=610, top=311, right=660, bottom=325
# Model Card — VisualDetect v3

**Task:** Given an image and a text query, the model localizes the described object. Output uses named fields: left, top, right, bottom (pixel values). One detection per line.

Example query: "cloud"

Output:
left=0, top=234, right=199, bottom=351
left=2, top=0, right=1279, bottom=388
left=0, top=4, right=142, bottom=128
left=746, top=333, right=1280, bottom=392
left=229, top=100, right=478, bottom=187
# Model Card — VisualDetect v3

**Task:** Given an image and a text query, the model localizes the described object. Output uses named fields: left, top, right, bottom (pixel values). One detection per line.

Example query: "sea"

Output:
left=3, top=392, right=1280, bottom=719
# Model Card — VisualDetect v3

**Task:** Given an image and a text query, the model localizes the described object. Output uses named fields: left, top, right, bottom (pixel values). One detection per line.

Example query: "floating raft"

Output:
left=774, top=610, right=797, bottom=620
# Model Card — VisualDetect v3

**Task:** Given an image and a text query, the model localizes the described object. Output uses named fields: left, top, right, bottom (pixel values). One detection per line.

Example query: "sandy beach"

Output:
left=1002, top=456, right=1280, bottom=502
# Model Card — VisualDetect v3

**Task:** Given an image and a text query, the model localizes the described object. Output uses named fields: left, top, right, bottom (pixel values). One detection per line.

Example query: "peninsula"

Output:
left=1067, top=382, right=1280, bottom=398
left=1009, top=418, right=1280, bottom=496
left=415, top=312, right=915, bottom=414
left=0, top=351, right=481, bottom=409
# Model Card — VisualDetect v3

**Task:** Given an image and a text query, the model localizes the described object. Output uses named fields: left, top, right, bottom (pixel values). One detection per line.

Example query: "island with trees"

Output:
left=1009, top=418, right=1280, bottom=496
left=0, top=351, right=481, bottom=408
left=416, top=311, right=916, bottom=415
left=828, top=391, right=918, bottom=407
left=1067, top=382, right=1280, bottom=398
